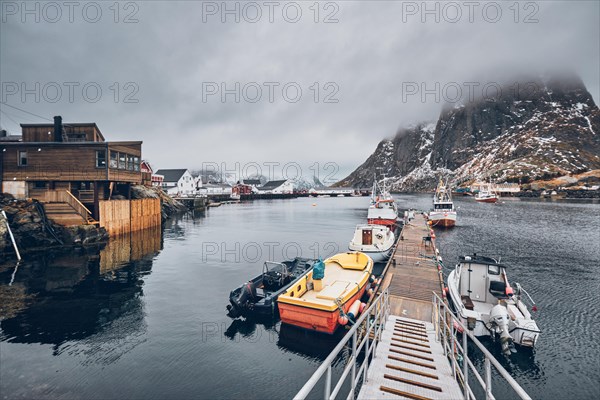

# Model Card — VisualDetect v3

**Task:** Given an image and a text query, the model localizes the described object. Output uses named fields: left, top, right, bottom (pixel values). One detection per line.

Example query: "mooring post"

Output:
left=2, top=210, right=22, bottom=261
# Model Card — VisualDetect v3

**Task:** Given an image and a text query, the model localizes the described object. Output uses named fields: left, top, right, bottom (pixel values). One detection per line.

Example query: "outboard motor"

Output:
left=227, top=282, right=257, bottom=318
left=489, top=304, right=516, bottom=356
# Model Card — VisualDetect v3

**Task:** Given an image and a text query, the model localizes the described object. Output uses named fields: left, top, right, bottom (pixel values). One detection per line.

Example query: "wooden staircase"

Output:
left=42, top=190, right=98, bottom=227
left=358, top=316, right=464, bottom=400
left=43, top=202, right=87, bottom=226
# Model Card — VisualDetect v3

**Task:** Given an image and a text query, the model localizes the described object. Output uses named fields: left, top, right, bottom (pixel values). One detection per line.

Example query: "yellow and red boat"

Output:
left=277, top=252, right=373, bottom=334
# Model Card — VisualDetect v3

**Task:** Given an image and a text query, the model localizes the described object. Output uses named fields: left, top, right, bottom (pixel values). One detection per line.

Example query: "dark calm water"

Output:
left=1, top=195, right=599, bottom=399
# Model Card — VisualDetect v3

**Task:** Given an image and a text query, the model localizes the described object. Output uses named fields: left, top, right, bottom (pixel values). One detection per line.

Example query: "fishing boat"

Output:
left=277, top=252, right=373, bottom=334
left=227, top=258, right=318, bottom=318
left=447, top=255, right=540, bottom=355
left=367, top=175, right=398, bottom=229
left=475, top=183, right=498, bottom=203
left=348, top=224, right=395, bottom=262
left=429, top=178, right=457, bottom=227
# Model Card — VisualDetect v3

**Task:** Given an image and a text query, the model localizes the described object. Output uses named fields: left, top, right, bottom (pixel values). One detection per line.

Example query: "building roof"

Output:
left=242, top=179, right=262, bottom=185
left=0, top=135, right=22, bottom=142
left=20, top=122, right=105, bottom=141
left=154, top=169, right=189, bottom=182
left=257, top=180, right=288, bottom=190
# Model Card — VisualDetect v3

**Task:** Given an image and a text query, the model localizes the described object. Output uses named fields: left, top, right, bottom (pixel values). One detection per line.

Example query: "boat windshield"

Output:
left=263, top=261, right=286, bottom=272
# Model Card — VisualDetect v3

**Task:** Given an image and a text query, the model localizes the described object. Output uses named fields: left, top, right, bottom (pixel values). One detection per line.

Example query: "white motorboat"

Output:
left=447, top=255, right=540, bottom=355
left=429, top=178, right=456, bottom=227
left=348, top=224, right=395, bottom=263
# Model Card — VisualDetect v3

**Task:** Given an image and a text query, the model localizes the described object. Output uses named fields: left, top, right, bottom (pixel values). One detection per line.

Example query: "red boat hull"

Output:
left=367, top=218, right=396, bottom=229
left=278, top=285, right=368, bottom=334
left=475, top=197, right=498, bottom=203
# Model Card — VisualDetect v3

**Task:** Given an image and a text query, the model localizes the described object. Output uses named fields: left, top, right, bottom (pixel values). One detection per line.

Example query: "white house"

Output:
left=155, top=169, right=195, bottom=196
left=197, top=183, right=232, bottom=196
left=256, top=180, right=294, bottom=194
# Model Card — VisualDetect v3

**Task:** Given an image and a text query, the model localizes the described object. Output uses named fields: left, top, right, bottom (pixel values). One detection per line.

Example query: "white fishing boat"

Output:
left=367, top=175, right=398, bottom=229
left=348, top=224, right=395, bottom=263
left=475, top=183, right=498, bottom=203
left=447, top=255, right=540, bottom=355
left=429, top=178, right=456, bottom=227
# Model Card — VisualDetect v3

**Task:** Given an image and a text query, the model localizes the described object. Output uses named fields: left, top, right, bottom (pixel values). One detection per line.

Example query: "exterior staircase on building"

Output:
left=43, top=202, right=88, bottom=226
left=42, top=190, right=98, bottom=227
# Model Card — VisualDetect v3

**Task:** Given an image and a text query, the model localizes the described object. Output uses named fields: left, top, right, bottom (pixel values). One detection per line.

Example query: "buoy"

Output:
left=338, top=315, right=349, bottom=325
left=453, top=320, right=464, bottom=333
left=359, top=302, right=367, bottom=313
left=369, top=275, right=375, bottom=283
left=368, top=288, right=374, bottom=297
left=312, top=203, right=317, bottom=206
left=347, top=300, right=362, bottom=320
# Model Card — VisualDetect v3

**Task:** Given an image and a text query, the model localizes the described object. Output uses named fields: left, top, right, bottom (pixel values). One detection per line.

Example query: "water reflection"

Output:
left=0, top=227, right=162, bottom=352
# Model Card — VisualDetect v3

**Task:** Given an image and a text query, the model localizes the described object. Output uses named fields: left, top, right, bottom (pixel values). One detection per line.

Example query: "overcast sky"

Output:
left=1, top=1, right=598, bottom=182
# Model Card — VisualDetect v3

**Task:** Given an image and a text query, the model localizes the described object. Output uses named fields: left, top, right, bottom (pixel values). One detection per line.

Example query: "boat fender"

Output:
left=338, top=315, right=349, bottom=326
left=359, top=302, right=367, bottom=314
left=347, top=300, right=362, bottom=320
left=453, top=320, right=464, bottom=333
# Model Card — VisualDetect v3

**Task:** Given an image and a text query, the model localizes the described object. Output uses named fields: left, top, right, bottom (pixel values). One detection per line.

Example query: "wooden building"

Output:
left=0, top=116, right=142, bottom=221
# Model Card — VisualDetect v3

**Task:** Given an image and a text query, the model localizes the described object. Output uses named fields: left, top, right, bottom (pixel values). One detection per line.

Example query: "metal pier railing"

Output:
left=431, top=292, right=532, bottom=400
left=294, top=290, right=533, bottom=400
left=294, top=290, right=390, bottom=400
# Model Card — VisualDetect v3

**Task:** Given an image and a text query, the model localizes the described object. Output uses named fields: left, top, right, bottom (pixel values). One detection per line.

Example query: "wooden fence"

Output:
left=99, top=198, right=161, bottom=236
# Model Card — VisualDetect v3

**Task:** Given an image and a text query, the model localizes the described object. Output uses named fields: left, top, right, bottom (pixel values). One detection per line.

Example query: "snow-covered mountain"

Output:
left=337, top=74, right=600, bottom=191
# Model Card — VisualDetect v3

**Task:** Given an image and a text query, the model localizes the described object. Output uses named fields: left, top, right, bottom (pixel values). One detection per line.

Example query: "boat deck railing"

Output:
left=293, top=289, right=390, bottom=400
left=431, top=292, right=532, bottom=400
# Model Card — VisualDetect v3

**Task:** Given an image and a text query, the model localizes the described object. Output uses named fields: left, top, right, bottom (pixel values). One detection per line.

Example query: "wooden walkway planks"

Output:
left=358, top=316, right=463, bottom=400
left=382, top=213, right=444, bottom=322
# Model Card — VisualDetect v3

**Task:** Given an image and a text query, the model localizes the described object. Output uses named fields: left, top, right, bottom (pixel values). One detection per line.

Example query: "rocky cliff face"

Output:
left=337, top=74, right=600, bottom=191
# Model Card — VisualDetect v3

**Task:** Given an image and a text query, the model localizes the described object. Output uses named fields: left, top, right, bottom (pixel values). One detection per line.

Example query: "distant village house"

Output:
left=155, top=169, right=195, bottom=196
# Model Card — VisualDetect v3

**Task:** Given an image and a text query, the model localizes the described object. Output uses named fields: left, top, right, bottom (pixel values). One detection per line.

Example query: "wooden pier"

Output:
left=381, top=212, right=445, bottom=322
left=357, top=212, right=461, bottom=400
left=296, top=211, right=532, bottom=400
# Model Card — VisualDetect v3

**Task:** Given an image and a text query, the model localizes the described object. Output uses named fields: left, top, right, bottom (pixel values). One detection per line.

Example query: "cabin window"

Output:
left=18, top=151, right=27, bottom=166
left=488, top=265, right=500, bottom=275
left=127, top=155, right=134, bottom=171
left=118, top=153, right=126, bottom=169
left=33, top=181, right=48, bottom=189
left=133, top=157, right=140, bottom=172
left=110, top=151, right=118, bottom=168
left=96, top=150, right=106, bottom=168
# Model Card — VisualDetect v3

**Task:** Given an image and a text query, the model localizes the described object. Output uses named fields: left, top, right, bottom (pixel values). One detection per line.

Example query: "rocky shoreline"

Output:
left=0, top=186, right=187, bottom=260
left=0, top=194, right=109, bottom=259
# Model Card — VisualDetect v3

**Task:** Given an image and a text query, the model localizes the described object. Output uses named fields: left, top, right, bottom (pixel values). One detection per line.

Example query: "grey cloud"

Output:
left=1, top=0, right=598, bottom=180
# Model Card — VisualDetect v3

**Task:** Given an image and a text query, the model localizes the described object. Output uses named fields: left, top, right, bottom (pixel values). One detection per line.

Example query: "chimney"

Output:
left=54, top=115, right=63, bottom=142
